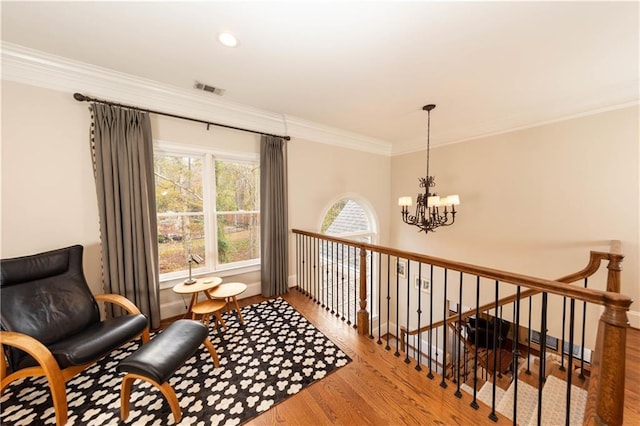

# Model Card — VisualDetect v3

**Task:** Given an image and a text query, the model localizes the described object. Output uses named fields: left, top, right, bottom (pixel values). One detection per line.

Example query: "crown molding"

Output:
left=391, top=98, right=640, bottom=157
left=1, top=42, right=392, bottom=156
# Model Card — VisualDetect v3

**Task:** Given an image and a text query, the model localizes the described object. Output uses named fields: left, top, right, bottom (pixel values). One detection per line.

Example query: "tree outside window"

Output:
left=154, top=151, right=260, bottom=278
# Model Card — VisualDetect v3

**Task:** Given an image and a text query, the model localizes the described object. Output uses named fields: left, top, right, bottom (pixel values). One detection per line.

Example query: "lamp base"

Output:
left=184, top=278, right=197, bottom=285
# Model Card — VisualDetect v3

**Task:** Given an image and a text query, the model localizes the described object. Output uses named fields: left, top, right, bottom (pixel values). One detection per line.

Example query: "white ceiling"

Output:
left=1, top=1, right=638, bottom=153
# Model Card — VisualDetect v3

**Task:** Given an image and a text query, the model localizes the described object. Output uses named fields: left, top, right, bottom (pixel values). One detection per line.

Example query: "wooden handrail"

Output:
left=292, top=229, right=630, bottom=310
left=403, top=250, right=623, bottom=337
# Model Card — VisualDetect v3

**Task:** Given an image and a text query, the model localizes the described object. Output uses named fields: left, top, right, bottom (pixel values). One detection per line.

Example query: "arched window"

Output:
left=319, top=197, right=378, bottom=324
left=321, top=198, right=377, bottom=243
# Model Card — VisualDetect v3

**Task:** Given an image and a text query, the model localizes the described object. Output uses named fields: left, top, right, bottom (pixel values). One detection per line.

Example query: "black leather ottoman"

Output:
left=118, top=319, right=220, bottom=422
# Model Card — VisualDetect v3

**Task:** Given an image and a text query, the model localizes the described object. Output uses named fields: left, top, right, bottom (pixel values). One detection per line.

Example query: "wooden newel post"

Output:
left=594, top=303, right=629, bottom=425
left=605, top=253, right=623, bottom=293
left=357, top=247, right=370, bottom=336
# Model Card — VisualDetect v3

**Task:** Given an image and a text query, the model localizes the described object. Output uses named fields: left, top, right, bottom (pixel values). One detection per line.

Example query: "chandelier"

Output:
left=399, top=104, right=460, bottom=233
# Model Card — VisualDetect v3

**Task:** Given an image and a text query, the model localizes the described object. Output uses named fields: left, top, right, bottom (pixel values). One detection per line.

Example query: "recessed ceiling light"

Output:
left=218, top=32, right=239, bottom=48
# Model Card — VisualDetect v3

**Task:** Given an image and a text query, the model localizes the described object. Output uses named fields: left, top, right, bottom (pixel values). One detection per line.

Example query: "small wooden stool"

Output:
left=118, top=319, right=219, bottom=423
left=192, top=299, right=227, bottom=330
left=208, top=282, right=248, bottom=324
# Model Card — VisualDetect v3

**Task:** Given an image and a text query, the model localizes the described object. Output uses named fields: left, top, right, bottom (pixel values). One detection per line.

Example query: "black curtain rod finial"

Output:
left=73, top=93, right=88, bottom=102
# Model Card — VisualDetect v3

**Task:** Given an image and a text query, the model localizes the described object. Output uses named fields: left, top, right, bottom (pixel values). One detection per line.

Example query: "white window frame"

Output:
left=155, top=141, right=260, bottom=288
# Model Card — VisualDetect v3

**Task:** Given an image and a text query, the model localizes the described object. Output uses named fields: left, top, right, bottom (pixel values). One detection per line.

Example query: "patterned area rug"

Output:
left=0, top=298, right=351, bottom=425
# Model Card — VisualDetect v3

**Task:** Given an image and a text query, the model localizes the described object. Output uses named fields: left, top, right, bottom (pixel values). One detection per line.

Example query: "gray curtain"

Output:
left=90, top=103, right=161, bottom=329
left=260, top=135, right=289, bottom=297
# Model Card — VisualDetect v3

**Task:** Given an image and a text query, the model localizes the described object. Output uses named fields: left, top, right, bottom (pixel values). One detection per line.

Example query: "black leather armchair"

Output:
left=0, top=245, right=150, bottom=426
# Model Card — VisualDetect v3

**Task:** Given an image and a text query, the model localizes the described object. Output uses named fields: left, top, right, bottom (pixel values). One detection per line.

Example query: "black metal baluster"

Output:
left=512, top=287, right=522, bottom=426
left=488, top=280, right=499, bottom=422
left=464, top=344, right=468, bottom=383
left=331, top=241, right=336, bottom=314
left=435, top=327, right=439, bottom=378
left=441, top=268, right=448, bottom=388
left=346, top=245, right=351, bottom=324
left=302, top=235, right=307, bottom=297
left=369, top=250, right=374, bottom=339
left=395, top=257, right=401, bottom=357
left=338, top=244, right=344, bottom=319
left=315, top=238, right=320, bottom=304
left=427, top=264, right=435, bottom=379
left=536, top=292, right=549, bottom=425
left=559, top=296, right=567, bottom=372
left=405, top=260, right=412, bottom=364
left=470, top=275, right=480, bottom=409
left=498, top=306, right=504, bottom=379
left=579, top=278, right=587, bottom=380
left=331, top=241, right=336, bottom=312
left=526, top=296, right=533, bottom=375
left=313, top=237, right=318, bottom=301
left=454, top=271, right=463, bottom=398
left=353, top=247, right=360, bottom=329
left=566, top=298, right=576, bottom=426
left=385, top=255, right=391, bottom=351
left=320, top=241, right=329, bottom=308
left=295, top=234, right=300, bottom=293
left=310, top=236, right=314, bottom=299
left=377, top=252, right=382, bottom=345
left=416, top=262, right=423, bottom=372
left=318, top=238, right=322, bottom=304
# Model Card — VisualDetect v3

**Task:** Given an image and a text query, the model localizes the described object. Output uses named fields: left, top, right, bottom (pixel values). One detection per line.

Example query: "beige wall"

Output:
left=288, top=139, right=391, bottom=244
left=1, top=80, right=392, bottom=319
left=391, top=105, right=640, bottom=333
left=1, top=82, right=103, bottom=288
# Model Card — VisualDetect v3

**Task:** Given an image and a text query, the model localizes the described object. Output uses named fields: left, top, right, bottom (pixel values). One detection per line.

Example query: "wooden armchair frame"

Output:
left=0, top=293, right=150, bottom=426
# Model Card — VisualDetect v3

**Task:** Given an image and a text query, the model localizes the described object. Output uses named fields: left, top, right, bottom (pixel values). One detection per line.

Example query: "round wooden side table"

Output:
left=208, top=282, right=248, bottom=324
left=191, top=299, right=227, bottom=330
left=172, top=277, right=222, bottom=318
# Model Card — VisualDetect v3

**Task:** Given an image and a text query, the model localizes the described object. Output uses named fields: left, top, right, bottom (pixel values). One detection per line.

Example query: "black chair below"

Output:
left=465, top=315, right=511, bottom=349
left=0, top=245, right=150, bottom=426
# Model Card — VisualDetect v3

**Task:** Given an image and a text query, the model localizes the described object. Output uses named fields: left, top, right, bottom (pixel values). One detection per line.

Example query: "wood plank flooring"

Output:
left=175, top=290, right=640, bottom=425
left=242, top=290, right=508, bottom=425
left=623, top=325, right=640, bottom=425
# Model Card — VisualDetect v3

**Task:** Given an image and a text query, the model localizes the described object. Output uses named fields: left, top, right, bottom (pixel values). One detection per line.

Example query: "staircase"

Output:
left=460, top=357, right=588, bottom=425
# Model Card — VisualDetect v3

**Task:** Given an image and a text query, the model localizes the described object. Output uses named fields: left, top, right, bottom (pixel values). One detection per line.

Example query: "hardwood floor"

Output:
left=624, top=325, right=640, bottom=425
left=242, top=290, right=509, bottom=425
left=236, top=290, right=640, bottom=426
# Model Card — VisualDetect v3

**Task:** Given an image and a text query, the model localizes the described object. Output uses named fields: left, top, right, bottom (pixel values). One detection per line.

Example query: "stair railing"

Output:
left=292, top=229, right=631, bottom=425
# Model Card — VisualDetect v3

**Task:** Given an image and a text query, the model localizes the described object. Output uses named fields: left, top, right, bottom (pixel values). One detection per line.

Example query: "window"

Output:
left=320, top=197, right=378, bottom=322
left=155, top=148, right=260, bottom=281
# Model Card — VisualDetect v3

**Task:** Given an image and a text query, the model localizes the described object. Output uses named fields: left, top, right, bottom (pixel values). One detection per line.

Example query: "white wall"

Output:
left=390, top=105, right=640, bottom=335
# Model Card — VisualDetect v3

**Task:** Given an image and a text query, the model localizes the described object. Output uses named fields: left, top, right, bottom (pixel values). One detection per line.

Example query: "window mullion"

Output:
left=203, top=153, right=217, bottom=271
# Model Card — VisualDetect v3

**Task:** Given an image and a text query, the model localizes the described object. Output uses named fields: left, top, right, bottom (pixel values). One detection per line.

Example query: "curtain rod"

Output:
left=73, top=93, right=291, bottom=141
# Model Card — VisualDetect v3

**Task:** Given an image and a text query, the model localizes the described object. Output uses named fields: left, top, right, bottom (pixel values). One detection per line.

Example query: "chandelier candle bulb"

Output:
left=427, top=196, right=441, bottom=207
left=446, top=194, right=461, bottom=206
left=398, top=196, right=413, bottom=207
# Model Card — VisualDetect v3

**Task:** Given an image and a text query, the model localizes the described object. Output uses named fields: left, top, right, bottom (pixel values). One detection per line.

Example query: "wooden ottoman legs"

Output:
left=121, top=373, right=182, bottom=422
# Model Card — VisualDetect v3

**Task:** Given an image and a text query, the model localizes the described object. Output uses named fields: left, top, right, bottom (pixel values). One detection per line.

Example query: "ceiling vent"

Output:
left=194, top=81, right=225, bottom=96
